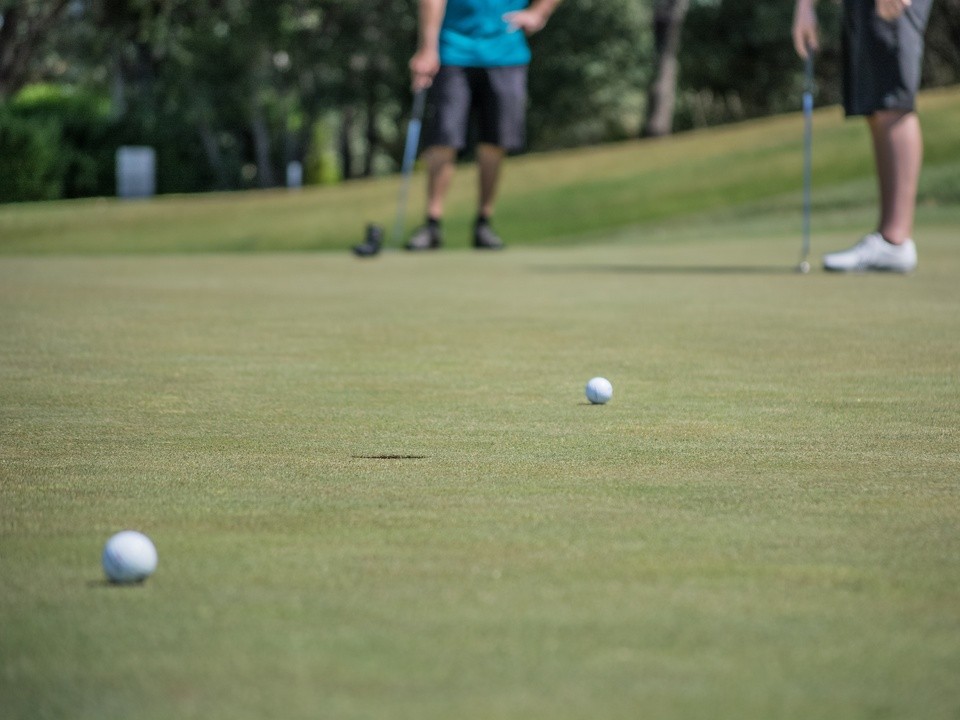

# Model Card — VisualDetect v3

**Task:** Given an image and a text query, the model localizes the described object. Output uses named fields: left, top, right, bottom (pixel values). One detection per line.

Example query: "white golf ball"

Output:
left=585, top=377, right=613, bottom=404
left=102, top=530, right=158, bottom=584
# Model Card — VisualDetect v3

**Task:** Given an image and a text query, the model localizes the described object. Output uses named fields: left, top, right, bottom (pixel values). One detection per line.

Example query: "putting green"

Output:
left=1, top=219, right=958, bottom=718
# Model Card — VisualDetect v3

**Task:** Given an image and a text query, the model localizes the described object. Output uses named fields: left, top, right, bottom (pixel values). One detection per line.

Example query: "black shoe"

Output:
left=353, top=224, right=384, bottom=257
left=405, top=224, right=443, bottom=251
left=473, top=222, right=504, bottom=250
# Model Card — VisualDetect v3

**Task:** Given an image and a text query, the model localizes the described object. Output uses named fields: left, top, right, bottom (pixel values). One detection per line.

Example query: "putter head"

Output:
left=352, top=223, right=384, bottom=257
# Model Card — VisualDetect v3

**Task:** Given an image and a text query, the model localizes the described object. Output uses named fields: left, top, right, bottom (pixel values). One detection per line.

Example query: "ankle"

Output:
left=877, top=230, right=910, bottom=246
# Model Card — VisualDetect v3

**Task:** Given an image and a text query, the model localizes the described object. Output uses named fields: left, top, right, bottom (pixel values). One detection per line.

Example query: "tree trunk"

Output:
left=362, top=92, right=379, bottom=178
left=198, top=115, right=229, bottom=190
left=642, top=0, right=689, bottom=138
left=250, top=105, right=276, bottom=188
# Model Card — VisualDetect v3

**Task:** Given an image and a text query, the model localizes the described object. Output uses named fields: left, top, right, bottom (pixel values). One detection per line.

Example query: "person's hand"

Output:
left=503, top=9, right=548, bottom=35
left=876, top=0, right=911, bottom=21
left=792, top=0, right=819, bottom=60
left=409, top=47, right=440, bottom=91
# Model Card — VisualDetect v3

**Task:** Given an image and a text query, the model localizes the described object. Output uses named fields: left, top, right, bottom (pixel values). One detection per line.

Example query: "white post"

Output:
left=116, top=146, right=156, bottom=198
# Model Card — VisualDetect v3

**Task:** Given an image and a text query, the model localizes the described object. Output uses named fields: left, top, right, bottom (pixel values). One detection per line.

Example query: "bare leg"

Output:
left=868, top=109, right=923, bottom=245
left=425, top=146, right=457, bottom=220
left=476, top=143, right=506, bottom=219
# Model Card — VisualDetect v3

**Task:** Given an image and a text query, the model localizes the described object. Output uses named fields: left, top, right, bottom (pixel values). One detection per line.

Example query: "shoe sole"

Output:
left=823, top=264, right=915, bottom=273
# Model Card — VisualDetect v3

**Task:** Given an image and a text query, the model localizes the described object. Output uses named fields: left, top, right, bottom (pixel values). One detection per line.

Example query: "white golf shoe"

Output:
left=823, top=232, right=917, bottom=273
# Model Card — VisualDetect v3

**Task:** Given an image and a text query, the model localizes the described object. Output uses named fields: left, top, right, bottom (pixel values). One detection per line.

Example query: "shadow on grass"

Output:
left=529, top=263, right=801, bottom=276
left=86, top=579, right=149, bottom=589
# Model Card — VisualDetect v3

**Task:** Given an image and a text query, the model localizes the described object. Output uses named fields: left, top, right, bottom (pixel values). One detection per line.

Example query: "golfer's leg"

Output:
left=869, top=109, right=923, bottom=244
left=474, top=66, right=525, bottom=220
left=425, top=146, right=457, bottom=220
left=421, top=66, right=470, bottom=221
left=476, top=143, right=505, bottom=219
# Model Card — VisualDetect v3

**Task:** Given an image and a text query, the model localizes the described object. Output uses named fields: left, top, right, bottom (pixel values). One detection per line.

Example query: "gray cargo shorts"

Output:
left=842, top=0, right=933, bottom=116
left=424, top=65, right=528, bottom=153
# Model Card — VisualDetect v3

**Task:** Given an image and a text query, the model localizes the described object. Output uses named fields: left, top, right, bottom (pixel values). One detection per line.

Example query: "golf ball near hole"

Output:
left=585, top=377, right=613, bottom=404
left=102, top=530, right=158, bottom=584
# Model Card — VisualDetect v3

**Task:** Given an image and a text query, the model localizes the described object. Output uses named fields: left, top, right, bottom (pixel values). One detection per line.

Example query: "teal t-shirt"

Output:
left=439, top=0, right=531, bottom=67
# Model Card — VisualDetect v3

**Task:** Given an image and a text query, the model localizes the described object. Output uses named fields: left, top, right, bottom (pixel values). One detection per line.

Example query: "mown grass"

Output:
left=1, top=89, right=959, bottom=720
left=1, top=86, right=958, bottom=255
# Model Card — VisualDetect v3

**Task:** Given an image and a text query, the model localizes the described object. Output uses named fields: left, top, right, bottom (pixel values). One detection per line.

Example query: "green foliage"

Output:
left=676, top=0, right=957, bottom=131
left=5, top=83, right=117, bottom=200
left=920, top=0, right=960, bottom=87
left=5, top=0, right=959, bottom=200
left=304, top=116, right=342, bottom=186
left=528, top=0, right=651, bottom=148
left=0, top=106, right=61, bottom=202
left=676, top=0, right=844, bottom=130
left=117, top=102, right=223, bottom=194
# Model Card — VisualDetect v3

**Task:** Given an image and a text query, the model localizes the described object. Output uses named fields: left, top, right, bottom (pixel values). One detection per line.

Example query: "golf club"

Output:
left=798, top=48, right=814, bottom=274
left=393, top=88, right=428, bottom=246
left=352, top=88, right=428, bottom=257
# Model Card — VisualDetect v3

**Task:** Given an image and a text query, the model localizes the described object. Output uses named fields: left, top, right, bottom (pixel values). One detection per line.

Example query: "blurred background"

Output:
left=1, top=0, right=957, bottom=204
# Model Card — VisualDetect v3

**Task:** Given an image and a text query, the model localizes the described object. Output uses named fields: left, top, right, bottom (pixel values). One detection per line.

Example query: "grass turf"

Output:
left=2, top=90, right=960, bottom=719
left=0, top=86, right=958, bottom=255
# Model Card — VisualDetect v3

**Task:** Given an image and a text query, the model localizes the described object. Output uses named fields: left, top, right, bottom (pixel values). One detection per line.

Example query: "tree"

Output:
left=676, top=0, right=829, bottom=129
left=675, top=0, right=957, bottom=132
left=642, top=0, right=689, bottom=137
left=924, top=0, right=960, bottom=86
left=22, top=0, right=956, bottom=201
left=526, top=0, right=651, bottom=148
left=0, top=0, right=72, bottom=99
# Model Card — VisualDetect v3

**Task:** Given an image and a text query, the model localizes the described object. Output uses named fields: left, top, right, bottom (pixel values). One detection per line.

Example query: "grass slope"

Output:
left=1, top=90, right=959, bottom=720
left=0, top=87, right=958, bottom=254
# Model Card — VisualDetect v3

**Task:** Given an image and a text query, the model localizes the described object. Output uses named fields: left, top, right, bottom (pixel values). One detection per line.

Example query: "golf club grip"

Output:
left=401, top=90, right=428, bottom=175
left=401, top=119, right=422, bottom=175
left=412, top=87, right=427, bottom=122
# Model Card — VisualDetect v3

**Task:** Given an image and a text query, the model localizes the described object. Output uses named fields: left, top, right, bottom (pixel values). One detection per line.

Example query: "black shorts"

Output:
left=424, top=65, right=528, bottom=153
left=842, top=0, right=932, bottom=116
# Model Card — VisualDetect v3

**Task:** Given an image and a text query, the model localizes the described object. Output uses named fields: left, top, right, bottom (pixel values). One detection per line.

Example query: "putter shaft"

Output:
left=392, top=89, right=428, bottom=247
left=801, top=51, right=814, bottom=267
